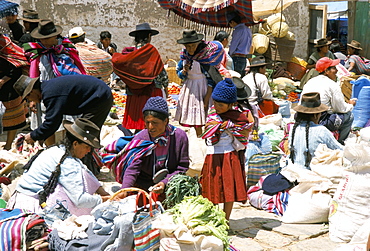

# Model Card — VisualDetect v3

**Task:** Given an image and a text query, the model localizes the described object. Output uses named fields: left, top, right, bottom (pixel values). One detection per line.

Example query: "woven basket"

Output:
left=109, top=187, right=149, bottom=201
left=165, top=59, right=182, bottom=85
left=253, top=33, right=269, bottom=54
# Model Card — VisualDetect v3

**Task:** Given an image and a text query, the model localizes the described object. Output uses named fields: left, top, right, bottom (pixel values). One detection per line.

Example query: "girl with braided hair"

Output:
left=289, top=92, right=343, bottom=169
left=7, top=118, right=110, bottom=216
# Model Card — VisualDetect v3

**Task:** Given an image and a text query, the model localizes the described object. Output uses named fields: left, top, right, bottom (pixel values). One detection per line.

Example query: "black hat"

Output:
left=250, top=56, right=269, bottom=68
left=13, top=75, right=39, bottom=100
left=129, top=22, right=159, bottom=37
left=233, top=76, right=251, bottom=101
left=63, top=118, right=101, bottom=148
left=30, top=19, right=63, bottom=39
left=262, top=173, right=293, bottom=195
left=177, top=30, right=204, bottom=44
left=21, top=9, right=40, bottom=22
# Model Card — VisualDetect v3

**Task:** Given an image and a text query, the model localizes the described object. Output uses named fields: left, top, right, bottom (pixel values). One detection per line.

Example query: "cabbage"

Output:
left=167, top=196, right=229, bottom=249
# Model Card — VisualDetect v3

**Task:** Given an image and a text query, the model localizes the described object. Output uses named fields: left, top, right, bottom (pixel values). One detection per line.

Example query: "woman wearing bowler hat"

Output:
left=175, top=30, right=225, bottom=137
left=112, top=23, right=169, bottom=132
left=289, top=92, right=343, bottom=169
left=7, top=118, right=111, bottom=218
left=346, top=40, right=370, bottom=75
left=23, top=19, right=86, bottom=146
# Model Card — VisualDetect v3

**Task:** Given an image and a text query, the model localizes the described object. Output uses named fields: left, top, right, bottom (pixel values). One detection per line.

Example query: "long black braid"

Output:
left=304, top=122, right=313, bottom=167
left=38, top=133, right=77, bottom=208
left=289, top=113, right=314, bottom=167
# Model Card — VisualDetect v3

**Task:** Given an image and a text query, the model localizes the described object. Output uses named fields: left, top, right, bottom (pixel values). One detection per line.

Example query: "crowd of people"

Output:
left=0, top=6, right=368, bottom=249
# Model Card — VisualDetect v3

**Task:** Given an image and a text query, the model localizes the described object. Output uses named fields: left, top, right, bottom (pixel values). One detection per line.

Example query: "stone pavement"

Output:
left=98, top=167, right=342, bottom=251
left=0, top=117, right=345, bottom=251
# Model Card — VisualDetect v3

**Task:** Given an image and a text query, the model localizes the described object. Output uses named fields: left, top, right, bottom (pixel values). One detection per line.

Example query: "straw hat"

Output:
left=347, top=40, right=362, bottom=50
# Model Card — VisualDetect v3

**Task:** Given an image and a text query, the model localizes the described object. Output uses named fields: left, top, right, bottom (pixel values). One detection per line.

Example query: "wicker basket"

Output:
left=109, top=187, right=149, bottom=202
left=165, top=59, right=182, bottom=85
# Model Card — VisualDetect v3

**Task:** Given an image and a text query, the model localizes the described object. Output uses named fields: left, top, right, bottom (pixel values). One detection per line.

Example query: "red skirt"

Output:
left=200, top=151, right=248, bottom=204
left=122, top=87, right=163, bottom=130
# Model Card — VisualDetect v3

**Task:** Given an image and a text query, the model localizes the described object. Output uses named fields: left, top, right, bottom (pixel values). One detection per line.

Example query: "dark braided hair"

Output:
left=289, top=112, right=314, bottom=167
left=38, top=132, right=83, bottom=208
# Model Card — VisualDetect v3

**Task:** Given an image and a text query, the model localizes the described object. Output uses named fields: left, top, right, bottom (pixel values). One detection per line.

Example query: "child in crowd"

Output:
left=97, top=31, right=117, bottom=55
left=200, top=78, right=254, bottom=220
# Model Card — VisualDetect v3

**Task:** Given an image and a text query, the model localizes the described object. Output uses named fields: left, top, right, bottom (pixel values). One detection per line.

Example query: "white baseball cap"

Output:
left=69, top=27, right=85, bottom=39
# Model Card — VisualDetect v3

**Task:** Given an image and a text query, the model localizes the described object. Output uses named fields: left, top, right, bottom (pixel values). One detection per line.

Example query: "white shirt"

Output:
left=242, top=72, right=273, bottom=105
left=302, top=75, right=353, bottom=114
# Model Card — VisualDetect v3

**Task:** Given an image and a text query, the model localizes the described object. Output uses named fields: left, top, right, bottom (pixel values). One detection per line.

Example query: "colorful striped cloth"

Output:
left=101, top=136, right=155, bottom=183
left=201, top=106, right=253, bottom=146
left=348, top=55, right=370, bottom=75
left=101, top=125, right=176, bottom=183
left=0, top=209, right=32, bottom=251
left=23, top=38, right=86, bottom=77
left=247, top=175, right=290, bottom=216
left=74, top=43, right=113, bottom=83
left=0, top=0, right=18, bottom=19
left=157, top=0, right=254, bottom=27
left=0, top=34, right=29, bottom=68
left=180, top=40, right=224, bottom=66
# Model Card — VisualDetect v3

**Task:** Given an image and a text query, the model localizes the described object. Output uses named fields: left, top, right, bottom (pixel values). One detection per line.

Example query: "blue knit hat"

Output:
left=142, top=96, right=169, bottom=116
left=212, top=78, right=237, bottom=104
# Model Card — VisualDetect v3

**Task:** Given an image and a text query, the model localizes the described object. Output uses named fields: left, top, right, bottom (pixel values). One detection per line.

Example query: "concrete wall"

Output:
left=16, top=0, right=310, bottom=62
left=283, top=0, right=310, bottom=60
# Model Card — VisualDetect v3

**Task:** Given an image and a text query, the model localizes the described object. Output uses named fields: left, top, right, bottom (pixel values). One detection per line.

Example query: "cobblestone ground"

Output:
left=0, top=114, right=346, bottom=251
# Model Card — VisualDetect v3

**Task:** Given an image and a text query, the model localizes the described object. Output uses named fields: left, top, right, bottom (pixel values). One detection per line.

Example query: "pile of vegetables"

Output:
left=167, top=196, right=229, bottom=249
left=164, top=173, right=201, bottom=208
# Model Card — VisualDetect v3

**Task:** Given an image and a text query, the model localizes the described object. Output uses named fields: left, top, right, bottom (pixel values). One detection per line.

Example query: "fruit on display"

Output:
left=168, top=83, right=181, bottom=95
left=112, top=91, right=127, bottom=106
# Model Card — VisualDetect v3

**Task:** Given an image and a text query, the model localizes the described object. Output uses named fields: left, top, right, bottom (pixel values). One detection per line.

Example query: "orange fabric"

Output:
left=112, top=44, right=164, bottom=90
left=258, top=100, right=279, bottom=118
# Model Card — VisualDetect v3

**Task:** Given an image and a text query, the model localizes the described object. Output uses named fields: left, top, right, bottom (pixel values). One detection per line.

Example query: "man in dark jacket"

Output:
left=13, top=74, right=113, bottom=145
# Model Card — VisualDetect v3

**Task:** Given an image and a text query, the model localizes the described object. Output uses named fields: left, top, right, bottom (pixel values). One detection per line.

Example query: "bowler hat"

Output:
left=229, top=70, right=251, bottom=100
left=20, top=9, right=40, bottom=22
left=293, top=92, right=328, bottom=114
left=63, top=118, right=101, bottom=148
left=347, top=40, right=362, bottom=50
left=30, top=19, right=63, bottom=39
left=177, top=30, right=204, bottom=44
left=250, top=56, right=268, bottom=68
left=13, top=75, right=39, bottom=100
left=129, top=23, right=159, bottom=37
left=314, top=38, right=331, bottom=48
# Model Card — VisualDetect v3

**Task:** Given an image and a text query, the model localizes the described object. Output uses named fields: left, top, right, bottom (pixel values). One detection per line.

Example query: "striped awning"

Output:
left=157, top=0, right=254, bottom=27
left=0, top=0, right=19, bottom=19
